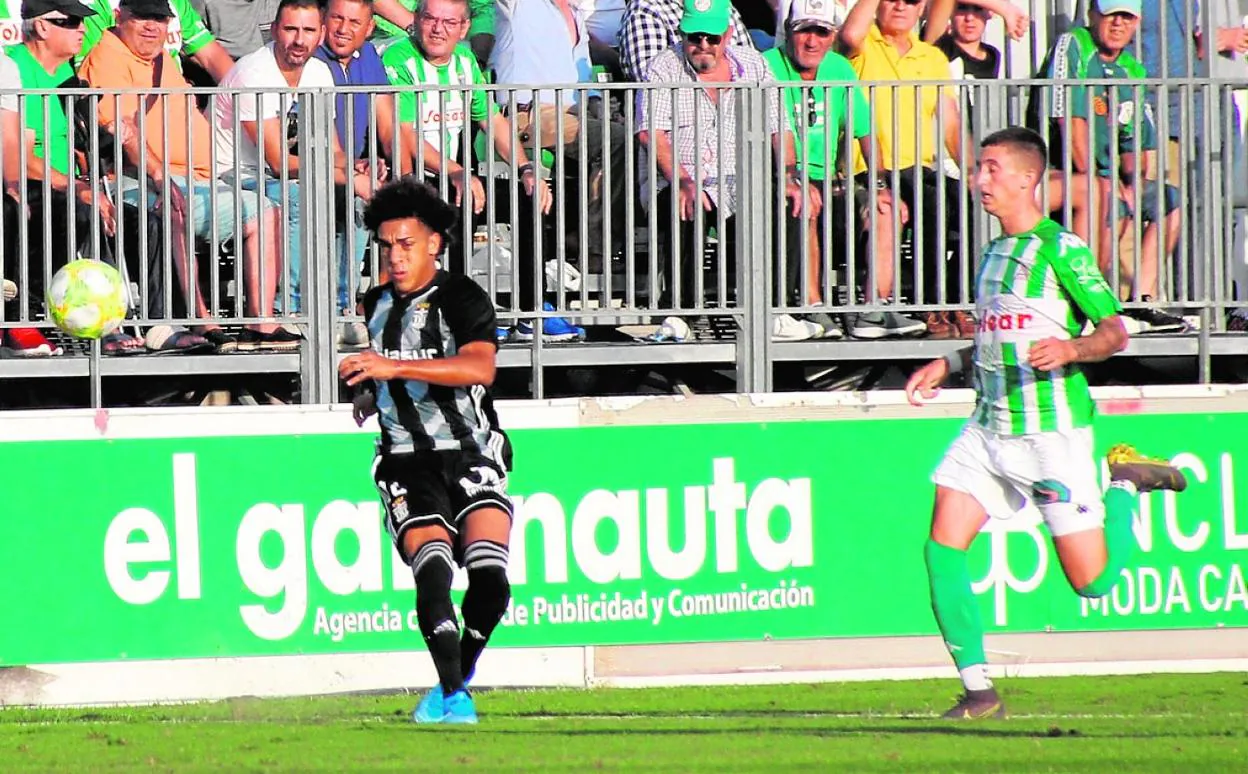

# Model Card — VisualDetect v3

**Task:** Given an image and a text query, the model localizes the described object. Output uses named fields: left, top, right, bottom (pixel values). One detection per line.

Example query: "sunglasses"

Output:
left=883, top=0, right=923, bottom=5
left=685, top=32, right=723, bottom=45
left=43, top=16, right=84, bottom=28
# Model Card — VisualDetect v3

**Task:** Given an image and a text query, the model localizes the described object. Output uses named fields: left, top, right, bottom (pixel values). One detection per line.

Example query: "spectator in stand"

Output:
left=77, top=0, right=235, bottom=81
left=764, top=0, right=925, bottom=340
left=492, top=0, right=628, bottom=275
left=215, top=0, right=373, bottom=341
left=315, top=0, right=396, bottom=347
left=934, top=2, right=1000, bottom=81
left=1, top=0, right=185, bottom=356
left=1035, top=0, right=1188, bottom=333
left=1205, top=0, right=1248, bottom=328
left=188, top=0, right=279, bottom=59
left=921, top=0, right=1027, bottom=44
left=620, top=0, right=754, bottom=81
left=638, top=0, right=823, bottom=341
left=570, top=0, right=627, bottom=78
left=838, top=0, right=975, bottom=339
left=383, top=0, right=569, bottom=342
left=370, top=0, right=494, bottom=64
left=80, top=0, right=286, bottom=352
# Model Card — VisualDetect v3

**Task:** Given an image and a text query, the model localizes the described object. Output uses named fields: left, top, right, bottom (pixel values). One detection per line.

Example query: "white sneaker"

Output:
left=338, top=320, right=370, bottom=349
left=648, top=316, right=691, bottom=342
left=2, top=278, right=15, bottom=301
left=772, top=313, right=822, bottom=341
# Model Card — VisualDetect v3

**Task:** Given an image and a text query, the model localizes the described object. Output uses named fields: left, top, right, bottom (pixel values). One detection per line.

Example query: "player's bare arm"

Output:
left=1028, top=316, right=1128, bottom=372
left=338, top=341, right=498, bottom=388
left=905, top=348, right=972, bottom=406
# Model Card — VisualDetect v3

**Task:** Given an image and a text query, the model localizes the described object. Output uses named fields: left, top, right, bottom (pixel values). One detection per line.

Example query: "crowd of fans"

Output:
left=0, top=0, right=1245, bottom=358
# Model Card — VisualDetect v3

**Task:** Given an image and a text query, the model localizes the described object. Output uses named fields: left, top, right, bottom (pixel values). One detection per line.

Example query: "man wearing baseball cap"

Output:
left=764, top=0, right=924, bottom=341
left=1032, top=0, right=1189, bottom=334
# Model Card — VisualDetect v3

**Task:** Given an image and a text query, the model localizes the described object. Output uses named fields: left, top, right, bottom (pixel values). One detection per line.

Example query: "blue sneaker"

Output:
left=412, top=684, right=446, bottom=723
left=442, top=689, right=479, bottom=724
left=513, top=303, right=586, bottom=343
left=496, top=326, right=512, bottom=343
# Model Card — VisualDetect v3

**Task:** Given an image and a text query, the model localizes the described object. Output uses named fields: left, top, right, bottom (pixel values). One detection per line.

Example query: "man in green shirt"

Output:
left=764, top=0, right=924, bottom=340
left=382, top=0, right=579, bottom=341
left=75, top=0, right=234, bottom=81
left=1036, top=0, right=1186, bottom=333
left=372, top=0, right=494, bottom=64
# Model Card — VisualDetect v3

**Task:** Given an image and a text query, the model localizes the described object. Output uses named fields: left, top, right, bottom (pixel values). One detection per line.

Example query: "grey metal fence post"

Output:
left=301, top=89, right=338, bottom=404
left=737, top=85, right=771, bottom=394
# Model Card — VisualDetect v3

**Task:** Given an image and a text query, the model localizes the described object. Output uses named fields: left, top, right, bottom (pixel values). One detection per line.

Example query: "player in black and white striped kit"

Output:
left=339, top=177, right=511, bottom=725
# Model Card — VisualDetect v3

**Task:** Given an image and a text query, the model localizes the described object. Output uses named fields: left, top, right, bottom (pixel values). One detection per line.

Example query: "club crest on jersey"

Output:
left=408, top=301, right=431, bottom=330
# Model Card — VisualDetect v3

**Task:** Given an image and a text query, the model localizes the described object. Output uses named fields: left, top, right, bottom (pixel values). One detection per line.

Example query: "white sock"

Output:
left=959, top=664, right=993, bottom=692
left=1110, top=479, right=1138, bottom=497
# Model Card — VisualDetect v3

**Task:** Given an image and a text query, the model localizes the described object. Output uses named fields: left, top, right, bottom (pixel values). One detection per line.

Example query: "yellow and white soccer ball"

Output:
left=45, top=259, right=127, bottom=339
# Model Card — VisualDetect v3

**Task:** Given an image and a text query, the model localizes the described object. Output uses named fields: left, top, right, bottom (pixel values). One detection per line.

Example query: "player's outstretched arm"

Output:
left=1028, top=316, right=1128, bottom=372
left=338, top=342, right=498, bottom=389
left=906, top=348, right=971, bottom=406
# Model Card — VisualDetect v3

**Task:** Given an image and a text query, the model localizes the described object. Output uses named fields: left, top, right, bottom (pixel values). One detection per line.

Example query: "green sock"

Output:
left=925, top=540, right=988, bottom=679
left=1078, top=482, right=1139, bottom=598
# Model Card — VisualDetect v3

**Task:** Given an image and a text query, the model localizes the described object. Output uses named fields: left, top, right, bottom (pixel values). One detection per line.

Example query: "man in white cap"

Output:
left=764, top=0, right=925, bottom=341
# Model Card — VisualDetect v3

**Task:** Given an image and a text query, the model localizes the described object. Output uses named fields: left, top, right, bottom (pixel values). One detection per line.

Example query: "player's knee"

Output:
left=464, top=540, right=511, bottom=612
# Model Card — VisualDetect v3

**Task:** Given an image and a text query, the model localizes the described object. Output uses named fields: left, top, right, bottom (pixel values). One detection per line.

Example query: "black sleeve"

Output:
left=440, top=275, right=499, bottom=351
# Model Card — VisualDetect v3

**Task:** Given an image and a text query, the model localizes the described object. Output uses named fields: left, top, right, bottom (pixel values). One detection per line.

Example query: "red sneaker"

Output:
left=5, top=327, right=63, bottom=357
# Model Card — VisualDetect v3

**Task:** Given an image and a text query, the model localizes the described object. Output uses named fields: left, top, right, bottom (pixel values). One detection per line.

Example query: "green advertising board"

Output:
left=1, top=410, right=1245, bottom=666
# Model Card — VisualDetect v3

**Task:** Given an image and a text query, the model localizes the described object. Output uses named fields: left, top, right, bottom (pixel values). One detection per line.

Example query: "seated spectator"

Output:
left=1207, top=0, right=1248, bottom=329
left=78, top=0, right=235, bottom=81
left=765, top=0, right=925, bottom=340
left=188, top=0, right=279, bottom=59
left=214, top=0, right=370, bottom=329
left=638, top=0, right=822, bottom=340
left=838, top=0, right=975, bottom=339
left=492, top=0, right=627, bottom=274
left=1033, top=0, right=1187, bottom=332
left=80, top=0, right=286, bottom=351
left=620, top=0, right=754, bottom=82
left=371, top=0, right=494, bottom=64
left=384, top=0, right=570, bottom=340
left=315, top=0, right=396, bottom=346
left=1, top=0, right=170, bottom=356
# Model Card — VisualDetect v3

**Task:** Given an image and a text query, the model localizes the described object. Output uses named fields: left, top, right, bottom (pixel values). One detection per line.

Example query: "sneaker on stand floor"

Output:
left=851, top=310, right=928, bottom=339
left=337, top=320, right=370, bottom=350
left=2, top=278, right=15, bottom=301
left=942, top=688, right=1006, bottom=720
left=1228, top=313, right=1248, bottom=333
left=772, top=313, right=822, bottom=341
left=1127, top=298, right=1189, bottom=334
left=647, top=316, right=691, bottom=343
left=805, top=311, right=844, bottom=339
left=513, top=302, right=587, bottom=342
left=924, top=312, right=955, bottom=339
left=4, top=327, right=63, bottom=357
left=1108, top=444, right=1188, bottom=492
left=949, top=311, right=977, bottom=338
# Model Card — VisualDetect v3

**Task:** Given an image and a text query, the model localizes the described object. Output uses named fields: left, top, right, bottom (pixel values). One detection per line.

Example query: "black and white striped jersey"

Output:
left=361, top=270, right=511, bottom=468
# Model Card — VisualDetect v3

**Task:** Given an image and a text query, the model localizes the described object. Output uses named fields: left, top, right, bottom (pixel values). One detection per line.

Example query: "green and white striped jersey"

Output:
left=382, top=40, right=494, bottom=162
left=969, top=218, right=1122, bottom=436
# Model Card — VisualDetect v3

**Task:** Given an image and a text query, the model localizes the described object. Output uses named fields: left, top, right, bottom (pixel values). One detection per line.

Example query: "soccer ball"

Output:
left=46, top=260, right=128, bottom=339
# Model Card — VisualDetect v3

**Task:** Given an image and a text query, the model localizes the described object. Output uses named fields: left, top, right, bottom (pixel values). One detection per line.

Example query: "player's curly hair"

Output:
left=362, top=175, right=460, bottom=248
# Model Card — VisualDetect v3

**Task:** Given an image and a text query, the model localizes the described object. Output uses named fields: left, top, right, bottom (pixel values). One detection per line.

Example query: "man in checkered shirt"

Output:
left=620, top=0, right=755, bottom=81
left=637, top=0, right=821, bottom=340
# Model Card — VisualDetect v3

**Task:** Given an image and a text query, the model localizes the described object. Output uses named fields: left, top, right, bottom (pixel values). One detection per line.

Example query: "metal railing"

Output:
left=1, top=77, right=1246, bottom=405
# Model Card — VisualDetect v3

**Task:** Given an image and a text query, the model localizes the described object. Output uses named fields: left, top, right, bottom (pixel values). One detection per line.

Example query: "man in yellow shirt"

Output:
left=839, top=0, right=974, bottom=338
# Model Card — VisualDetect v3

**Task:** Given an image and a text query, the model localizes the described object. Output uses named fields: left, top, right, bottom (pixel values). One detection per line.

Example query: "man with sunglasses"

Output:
left=638, top=0, right=824, bottom=341
left=840, top=0, right=976, bottom=340
left=1032, top=0, right=1188, bottom=334
left=764, top=0, right=926, bottom=340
